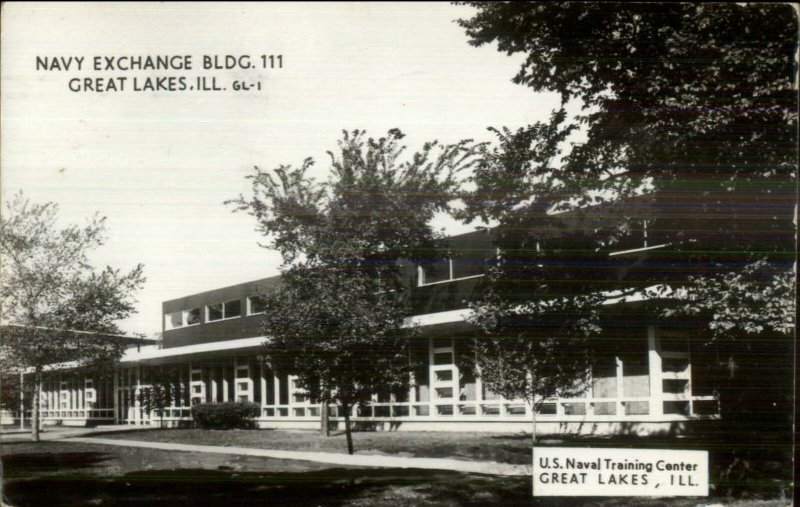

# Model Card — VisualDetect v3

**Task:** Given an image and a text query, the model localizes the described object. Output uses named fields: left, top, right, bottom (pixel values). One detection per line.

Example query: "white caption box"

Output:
left=532, top=447, right=708, bottom=497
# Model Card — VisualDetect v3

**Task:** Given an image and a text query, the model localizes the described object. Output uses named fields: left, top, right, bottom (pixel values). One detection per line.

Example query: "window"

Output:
left=207, top=303, right=223, bottom=321
left=186, top=308, right=201, bottom=325
left=165, top=311, right=183, bottom=330
left=625, top=401, right=649, bottom=415
left=621, top=339, right=650, bottom=397
left=562, top=402, right=586, bottom=415
left=420, top=259, right=450, bottom=285
left=593, top=402, right=616, bottom=415
left=433, top=352, right=452, bottom=365
left=207, top=300, right=242, bottom=322
left=165, top=308, right=201, bottom=329
left=662, top=379, right=689, bottom=394
left=248, top=295, right=268, bottom=315
left=224, top=300, right=241, bottom=318
left=435, top=387, right=453, bottom=399
left=663, top=400, right=689, bottom=415
left=608, top=219, right=670, bottom=256
left=418, top=257, right=486, bottom=286
left=451, top=255, right=485, bottom=279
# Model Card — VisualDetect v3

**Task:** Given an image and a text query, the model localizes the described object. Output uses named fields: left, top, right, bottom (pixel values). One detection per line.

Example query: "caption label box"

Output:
left=532, top=447, right=708, bottom=497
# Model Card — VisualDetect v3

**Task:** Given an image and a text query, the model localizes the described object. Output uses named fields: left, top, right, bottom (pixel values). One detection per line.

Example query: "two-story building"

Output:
left=33, top=189, right=795, bottom=434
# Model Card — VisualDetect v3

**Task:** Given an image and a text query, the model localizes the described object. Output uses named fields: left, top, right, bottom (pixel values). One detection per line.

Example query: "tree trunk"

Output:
left=531, top=401, right=537, bottom=445
left=320, top=401, right=329, bottom=437
left=31, top=369, right=41, bottom=442
left=342, top=403, right=354, bottom=455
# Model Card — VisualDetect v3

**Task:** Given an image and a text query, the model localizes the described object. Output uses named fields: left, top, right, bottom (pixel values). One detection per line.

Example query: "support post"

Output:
left=647, top=326, right=663, bottom=416
left=113, top=368, right=119, bottom=424
left=19, top=372, right=24, bottom=430
left=320, top=401, right=329, bottom=437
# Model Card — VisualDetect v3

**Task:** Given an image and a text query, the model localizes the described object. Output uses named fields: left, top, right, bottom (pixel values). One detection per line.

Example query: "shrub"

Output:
left=191, top=402, right=260, bottom=429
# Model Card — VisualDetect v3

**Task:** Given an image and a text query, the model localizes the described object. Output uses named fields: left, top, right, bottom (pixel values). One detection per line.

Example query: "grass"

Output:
left=0, top=441, right=785, bottom=507
left=94, top=427, right=537, bottom=463
left=91, top=427, right=793, bottom=499
left=1, top=440, right=792, bottom=507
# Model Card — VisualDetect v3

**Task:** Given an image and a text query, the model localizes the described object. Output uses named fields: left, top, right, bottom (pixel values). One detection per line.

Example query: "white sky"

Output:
left=1, top=2, right=560, bottom=336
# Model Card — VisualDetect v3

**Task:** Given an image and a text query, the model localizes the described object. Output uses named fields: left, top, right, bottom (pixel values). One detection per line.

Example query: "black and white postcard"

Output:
left=1, top=3, right=796, bottom=506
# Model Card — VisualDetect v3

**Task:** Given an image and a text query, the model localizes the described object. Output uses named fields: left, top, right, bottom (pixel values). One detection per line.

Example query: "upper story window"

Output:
left=164, top=307, right=202, bottom=330
left=247, top=295, right=268, bottom=315
left=166, top=311, right=182, bottom=330
left=206, top=299, right=242, bottom=322
left=607, top=219, right=668, bottom=257
left=186, top=308, right=201, bottom=325
left=418, top=257, right=485, bottom=287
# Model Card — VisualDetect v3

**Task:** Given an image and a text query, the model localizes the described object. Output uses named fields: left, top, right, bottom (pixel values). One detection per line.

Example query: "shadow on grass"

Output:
left=3, top=468, right=534, bottom=507
left=81, top=426, right=167, bottom=438
left=85, top=426, right=274, bottom=438
left=1, top=452, right=112, bottom=477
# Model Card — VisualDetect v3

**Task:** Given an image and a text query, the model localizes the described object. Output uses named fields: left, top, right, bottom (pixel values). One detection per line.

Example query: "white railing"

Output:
left=249, top=396, right=719, bottom=421
left=41, top=408, right=115, bottom=420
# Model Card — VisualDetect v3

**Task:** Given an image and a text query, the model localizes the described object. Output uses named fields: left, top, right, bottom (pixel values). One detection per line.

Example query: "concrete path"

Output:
left=3, top=425, right=529, bottom=476
left=62, top=436, right=529, bottom=476
left=0, top=424, right=143, bottom=442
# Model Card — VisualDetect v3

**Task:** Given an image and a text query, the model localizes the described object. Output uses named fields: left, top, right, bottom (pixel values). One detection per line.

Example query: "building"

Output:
left=30, top=191, right=795, bottom=435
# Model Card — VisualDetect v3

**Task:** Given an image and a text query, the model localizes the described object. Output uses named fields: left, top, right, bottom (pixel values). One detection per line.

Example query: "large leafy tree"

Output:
left=0, top=193, right=145, bottom=441
left=455, top=0, right=796, bottom=465
left=456, top=1, right=796, bottom=280
left=230, top=129, right=478, bottom=453
left=457, top=3, right=796, bottom=189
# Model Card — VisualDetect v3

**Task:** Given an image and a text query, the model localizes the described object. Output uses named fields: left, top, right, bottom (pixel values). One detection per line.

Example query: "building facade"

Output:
left=35, top=285, right=719, bottom=434
left=33, top=188, right=796, bottom=434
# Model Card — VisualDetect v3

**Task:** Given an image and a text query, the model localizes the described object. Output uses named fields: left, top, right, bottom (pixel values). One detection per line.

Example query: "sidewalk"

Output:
left=68, top=436, right=529, bottom=476
left=1, top=424, right=143, bottom=442
left=3, top=427, right=528, bottom=476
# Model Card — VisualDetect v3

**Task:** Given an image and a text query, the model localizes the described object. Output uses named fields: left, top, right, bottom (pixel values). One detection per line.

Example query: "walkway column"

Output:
left=259, top=362, right=266, bottom=409
left=19, top=372, right=24, bottom=430
left=113, top=367, right=119, bottom=423
left=647, top=326, right=663, bottom=416
left=222, top=365, right=229, bottom=402
left=135, top=366, right=142, bottom=425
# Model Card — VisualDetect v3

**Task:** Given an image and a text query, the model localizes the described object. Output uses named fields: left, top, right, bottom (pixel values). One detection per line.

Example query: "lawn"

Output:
left=2, top=440, right=791, bottom=507
left=87, top=428, right=791, bottom=499
left=94, top=427, right=538, bottom=464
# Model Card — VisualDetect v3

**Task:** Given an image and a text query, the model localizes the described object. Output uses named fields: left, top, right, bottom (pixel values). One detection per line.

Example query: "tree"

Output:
left=137, top=372, right=175, bottom=429
left=456, top=1, right=796, bottom=296
left=455, top=0, right=796, bottom=480
left=464, top=298, right=595, bottom=444
left=457, top=3, right=796, bottom=191
left=0, top=193, right=145, bottom=441
left=456, top=118, right=603, bottom=442
left=230, top=129, right=478, bottom=454
left=256, top=265, right=412, bottom=454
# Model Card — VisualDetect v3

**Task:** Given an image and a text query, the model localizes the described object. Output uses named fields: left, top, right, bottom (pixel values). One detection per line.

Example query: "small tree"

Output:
left=230, top=129, right=478, bottom=453
left=137, top=374, right=175, bottom=428
left=456, top=118, right=604, bottom=443
left=259, top=265, right=413, bottom=454
left=465, top=293, right=596, bottom=444
left=0, top=193, right=145, bottom=441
